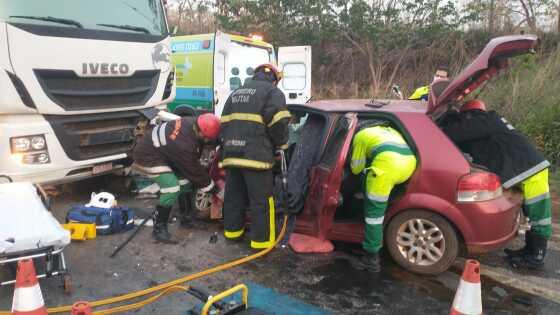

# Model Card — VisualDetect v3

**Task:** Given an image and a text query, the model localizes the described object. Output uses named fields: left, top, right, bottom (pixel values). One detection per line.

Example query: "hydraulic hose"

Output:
left=0, top=215, right=288, bottom=315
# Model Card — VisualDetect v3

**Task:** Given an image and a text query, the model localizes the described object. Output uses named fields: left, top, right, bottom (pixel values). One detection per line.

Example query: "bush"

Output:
left=480, top=49, right=560, bottom=165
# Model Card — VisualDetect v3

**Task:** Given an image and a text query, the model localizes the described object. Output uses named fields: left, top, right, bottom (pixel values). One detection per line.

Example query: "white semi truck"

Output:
left=0, top=0, right=175, bottom=184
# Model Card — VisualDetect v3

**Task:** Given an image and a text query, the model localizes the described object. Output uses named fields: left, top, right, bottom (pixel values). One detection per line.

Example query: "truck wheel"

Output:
left=385, top=209, right=458, bottom=275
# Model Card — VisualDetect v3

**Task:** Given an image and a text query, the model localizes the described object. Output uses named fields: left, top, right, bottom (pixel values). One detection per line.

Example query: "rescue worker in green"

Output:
left=220, top=63, right=290, bottom=250
left=350, top=122, right=417, bottom=272
left=409, top=65, right=449, bottom=101
left=442, top=99, right=552, bottom=269
left=133, top=114, right=221, bottom=244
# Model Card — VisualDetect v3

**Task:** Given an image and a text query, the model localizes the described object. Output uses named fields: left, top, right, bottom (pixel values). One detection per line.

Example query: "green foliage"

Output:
left=480, top=50, right=560, bottom=165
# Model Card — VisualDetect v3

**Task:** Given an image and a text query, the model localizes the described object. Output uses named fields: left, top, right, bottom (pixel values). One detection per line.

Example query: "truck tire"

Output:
left=385, top=209, right=458, bottom=275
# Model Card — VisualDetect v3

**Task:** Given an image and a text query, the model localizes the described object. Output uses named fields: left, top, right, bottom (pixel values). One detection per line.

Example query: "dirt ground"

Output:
left=1, top=175, right=560, bottom=314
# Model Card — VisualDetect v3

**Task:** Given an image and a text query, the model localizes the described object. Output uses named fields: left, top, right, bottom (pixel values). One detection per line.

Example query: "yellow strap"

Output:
left=220, top=158, right=273, bottom=170
left=267, top=110, right=291, bottom=127
left=221, top=113, right=264, bottom=124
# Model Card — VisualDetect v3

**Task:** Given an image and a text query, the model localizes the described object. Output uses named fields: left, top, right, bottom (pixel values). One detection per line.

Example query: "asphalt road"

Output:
left=1, top=176, right=559, bottom=314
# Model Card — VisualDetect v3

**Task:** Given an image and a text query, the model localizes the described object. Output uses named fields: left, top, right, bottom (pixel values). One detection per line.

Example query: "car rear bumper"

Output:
left=462, top=190, right=523, bottom=254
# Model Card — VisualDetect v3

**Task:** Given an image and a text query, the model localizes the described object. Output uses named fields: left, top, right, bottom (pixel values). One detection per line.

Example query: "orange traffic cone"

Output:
left=450, top=259, right=482, bottom=315
left=71, top=301, right=92, bottom=315
left=11, top=259, right=48, bottom=315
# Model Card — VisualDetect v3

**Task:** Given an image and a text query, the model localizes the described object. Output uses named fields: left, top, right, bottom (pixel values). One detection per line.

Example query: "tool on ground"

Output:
left=109, top=215, right=151, bottom=258
left=71, top=301, right=92, bottom=315
left=450, top=259, right=482, bottom=315
left=276, top=150, right=297, bottom=246
left=0, top=216, right=288, bottom=315
left=11, top=259, right=48, bottom=315
left=201, top=284, right=248, bottom=315
left=62, top=223, right=96, bottom=241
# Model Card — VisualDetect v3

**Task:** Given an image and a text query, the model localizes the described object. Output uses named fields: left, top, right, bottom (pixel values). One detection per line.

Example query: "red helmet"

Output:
left=196, top=113, right=221, bottom=140
left=254, top=63, right=283, bottom=82
left=460, top=99, right=487, bottom=113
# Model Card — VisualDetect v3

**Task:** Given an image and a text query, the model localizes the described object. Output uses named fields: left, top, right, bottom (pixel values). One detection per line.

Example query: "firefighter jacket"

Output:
left=133, top=117, right=213, bottom=190
left=219, top=78, right=290, bottom=170
left=408, top=86, right=429, bottom=101
left=442, top=110, right=549, bottom=189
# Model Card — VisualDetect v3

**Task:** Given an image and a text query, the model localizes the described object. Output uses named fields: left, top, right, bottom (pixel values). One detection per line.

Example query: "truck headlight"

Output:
left=31, top=136, right=46, bottom=150
left=11, top=137, right=31, bottom=152
left=10, top=135, right=50, bottom=164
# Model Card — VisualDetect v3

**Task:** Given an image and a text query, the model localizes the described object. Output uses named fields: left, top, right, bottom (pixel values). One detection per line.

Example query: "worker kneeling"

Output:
left=350, top=122, right=417, bottom=272
left=220, top=63, right=290, bottom=250
left=133, top=114, right=221, bottom=244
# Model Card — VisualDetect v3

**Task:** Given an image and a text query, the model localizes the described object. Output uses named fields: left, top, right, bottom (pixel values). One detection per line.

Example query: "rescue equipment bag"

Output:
left=66, top=205, right=135, bottom=235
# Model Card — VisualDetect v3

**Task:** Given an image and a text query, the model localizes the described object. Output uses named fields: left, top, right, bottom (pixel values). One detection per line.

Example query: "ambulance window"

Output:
left=215, top=52, right=225, bottom=85
left=282, top=63, right=306, bottom=90
left=230, top=77, right=242, bottom=91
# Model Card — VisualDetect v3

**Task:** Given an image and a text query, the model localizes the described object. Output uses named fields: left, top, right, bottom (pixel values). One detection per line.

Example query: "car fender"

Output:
left=386, top=193, right=474, bottom=242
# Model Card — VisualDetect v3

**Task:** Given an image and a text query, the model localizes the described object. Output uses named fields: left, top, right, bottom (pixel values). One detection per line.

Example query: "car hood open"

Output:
left=426, top=35, right=538, bottom=116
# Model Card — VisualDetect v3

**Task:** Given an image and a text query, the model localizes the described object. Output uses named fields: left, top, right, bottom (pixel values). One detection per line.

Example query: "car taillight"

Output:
left=457, top=172, right=502, bottom=202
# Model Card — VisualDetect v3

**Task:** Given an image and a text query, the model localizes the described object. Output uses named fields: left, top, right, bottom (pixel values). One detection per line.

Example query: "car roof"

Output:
left=294, top=99, right=427, bottom=114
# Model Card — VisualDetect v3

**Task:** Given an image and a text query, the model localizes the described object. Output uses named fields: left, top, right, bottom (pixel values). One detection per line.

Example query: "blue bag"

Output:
left=66, top=205, right=135, bottom=235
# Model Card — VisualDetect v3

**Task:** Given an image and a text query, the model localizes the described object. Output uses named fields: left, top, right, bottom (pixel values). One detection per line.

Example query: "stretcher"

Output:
left=0, top=182, right=72, bottom=292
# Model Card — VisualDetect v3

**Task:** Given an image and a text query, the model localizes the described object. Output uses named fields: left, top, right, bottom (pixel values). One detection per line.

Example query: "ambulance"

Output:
left=169, top=31, right=311, bottom=116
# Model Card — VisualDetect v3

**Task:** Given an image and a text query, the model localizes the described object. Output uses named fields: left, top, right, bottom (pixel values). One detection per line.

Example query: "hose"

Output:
left=0, top=215, right=288, bottom=315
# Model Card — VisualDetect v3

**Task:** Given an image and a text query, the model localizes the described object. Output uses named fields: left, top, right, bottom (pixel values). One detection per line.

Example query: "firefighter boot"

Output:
left=510, top=234, right=547, bottom=269
left=504, top=230, right=533, bottom=258
left=178, top=192, right=194, bottom=227
left=356, top=252, right=381, bottom=273
left=152, top=205, right=178, bottom=244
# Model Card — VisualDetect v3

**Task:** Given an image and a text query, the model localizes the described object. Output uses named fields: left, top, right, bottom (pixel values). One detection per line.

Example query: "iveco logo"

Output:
left=81, top=63, right=130, bottom=75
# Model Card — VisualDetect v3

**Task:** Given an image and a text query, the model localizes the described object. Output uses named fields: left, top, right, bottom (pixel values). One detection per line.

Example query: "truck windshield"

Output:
left=0, top=0, right=167, bottom=36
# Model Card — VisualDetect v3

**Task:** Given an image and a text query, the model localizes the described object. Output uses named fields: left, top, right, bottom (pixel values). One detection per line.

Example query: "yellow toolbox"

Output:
left=62, top=223, right=97, bottom=240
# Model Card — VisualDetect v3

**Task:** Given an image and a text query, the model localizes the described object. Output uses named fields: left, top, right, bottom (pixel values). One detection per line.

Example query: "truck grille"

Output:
left=45, top=111, right=146, bottom=161
left=34, top=69, right=160, bottom=111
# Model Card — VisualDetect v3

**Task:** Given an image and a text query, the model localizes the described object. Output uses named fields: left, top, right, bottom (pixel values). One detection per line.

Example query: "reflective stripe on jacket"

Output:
left=220, top=78, right=290, bottom=170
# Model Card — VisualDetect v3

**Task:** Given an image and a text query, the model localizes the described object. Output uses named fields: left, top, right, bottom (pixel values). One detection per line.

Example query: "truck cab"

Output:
left=0, top=0, right=174, bottom=184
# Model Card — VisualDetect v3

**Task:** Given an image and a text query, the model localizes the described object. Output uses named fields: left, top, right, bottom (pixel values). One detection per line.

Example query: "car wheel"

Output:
left=385, top=209, right=458, bottom=275
left=191, top=189, right=212, bottom=213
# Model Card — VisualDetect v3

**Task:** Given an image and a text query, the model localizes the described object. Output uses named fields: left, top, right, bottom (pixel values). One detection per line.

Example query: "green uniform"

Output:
left=521, top=169, right=552, bottom=239
left=350, top=126, right=417, bottom=253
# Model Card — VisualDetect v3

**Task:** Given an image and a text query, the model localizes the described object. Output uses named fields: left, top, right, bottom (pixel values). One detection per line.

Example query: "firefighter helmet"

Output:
left=196, top=113, right=221, bottom=140
left=460, top=99, right=487, bottom=112
left=254, top=63, right=283, bottom=82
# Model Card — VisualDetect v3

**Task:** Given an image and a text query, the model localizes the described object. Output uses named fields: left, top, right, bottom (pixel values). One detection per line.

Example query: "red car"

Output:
left=210, top=35, right=536, bottom=275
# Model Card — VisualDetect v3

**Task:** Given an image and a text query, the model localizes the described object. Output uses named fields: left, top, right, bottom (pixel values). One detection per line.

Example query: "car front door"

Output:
left=300, top=113, right=358, bottom=240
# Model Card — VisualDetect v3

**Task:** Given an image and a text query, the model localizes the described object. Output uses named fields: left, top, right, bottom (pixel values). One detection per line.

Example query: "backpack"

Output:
left=66, top=205, right=135, bottom=235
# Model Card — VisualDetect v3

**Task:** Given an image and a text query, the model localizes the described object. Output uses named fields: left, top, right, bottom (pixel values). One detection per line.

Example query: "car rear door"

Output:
left=278, top=46, right=312, bottom=105
left=304, top=113, right=358, bottom=240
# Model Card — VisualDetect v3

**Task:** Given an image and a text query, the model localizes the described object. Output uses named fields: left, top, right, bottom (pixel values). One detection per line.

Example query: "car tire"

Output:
left=190, top=189, right=212, bottom=214
left=385, top=209, right=459, bottom=275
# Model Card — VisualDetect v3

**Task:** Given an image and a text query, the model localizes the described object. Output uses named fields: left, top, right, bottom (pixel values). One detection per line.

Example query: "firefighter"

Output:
left=220, top=63, right=290, bottom=250
left=442, top=99, right=552, bottom=269
left=350, top=122, right=417, bottom=272
left=409, top=65, right=449, bottom=101
left=132, top=113, right=221, bottom=244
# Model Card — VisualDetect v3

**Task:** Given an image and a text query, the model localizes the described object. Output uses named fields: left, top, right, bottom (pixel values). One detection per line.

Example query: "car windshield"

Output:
left=0, top=0, right=167, bottom=36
